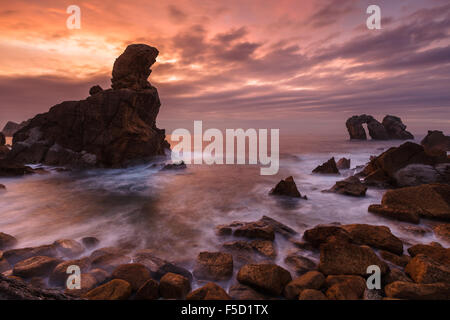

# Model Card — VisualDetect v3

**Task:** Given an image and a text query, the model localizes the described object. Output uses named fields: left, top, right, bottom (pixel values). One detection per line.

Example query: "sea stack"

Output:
left=7, top=44, right=170, bottom=167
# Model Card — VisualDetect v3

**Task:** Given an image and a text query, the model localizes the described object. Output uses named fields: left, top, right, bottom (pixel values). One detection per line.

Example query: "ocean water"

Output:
left=0, top=133, right=447, bottom=288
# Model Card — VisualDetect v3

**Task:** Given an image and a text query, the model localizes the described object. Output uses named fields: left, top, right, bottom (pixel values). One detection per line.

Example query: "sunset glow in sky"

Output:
left=0, top=0, right=449, bottom=134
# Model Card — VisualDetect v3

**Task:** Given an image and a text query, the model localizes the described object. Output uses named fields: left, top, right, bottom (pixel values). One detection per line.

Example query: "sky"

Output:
left=0, top=0, right=449, bottom=136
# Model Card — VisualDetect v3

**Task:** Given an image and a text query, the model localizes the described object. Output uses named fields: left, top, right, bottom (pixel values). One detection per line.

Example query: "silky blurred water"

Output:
left=0, top=133, right=446, bottom=279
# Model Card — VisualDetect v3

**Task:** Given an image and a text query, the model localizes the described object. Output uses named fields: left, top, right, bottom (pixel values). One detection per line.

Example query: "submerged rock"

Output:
left=13, top=256, right=62, bottom=278
left=159, top=272, right=191, bottom=299
left=111, top=263, right=151, bottom=291
left=336, top=157, right=351, bottom=170
left=7, top=44, right=170, bottom=168
left=237, top=263, right=292, bottom=296
left=84, top=279, right=132, bottom=300
left=193, top=252, right=233, bottom=281
left=312, top=157, right=340, bottom=174
left=269, top=176, right=306, bottom=198
left=324, top=176, right=367, bottom=197
left=186, top=282, right=231, bottom=300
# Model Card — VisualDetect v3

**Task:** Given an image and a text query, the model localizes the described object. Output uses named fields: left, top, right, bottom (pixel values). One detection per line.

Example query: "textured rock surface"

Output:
left=346, top=114, right=413, bottom=140
left=283, top=271, right=325, bottom=299
left=159, top=272, right=191, bottom=299
left=269, top=176, right=305, bottom=198
left=84, top=279, right=132, bottom=300
left=186, top=282, right=231, bottom=300
left=325, top=176, right=367, bottom=197
left=1, top=121, right=28, bottom=137
left=237, top=263, right=292, bottom=296
left=421, top=130, right=450, bottom=154
left=394, top=164, right=450, bottom=187
left=382, top=115, right=414, bottom=140
left=193, top=252, right=233, bottom=281
left=111, top=263, right=151, bottom=291
left=385, top=281, right=450, bottom=300
left=0, top=232, right=17, bottom=250
left=312, top=157, right=340, bottom=174
left=7, top=44, right=169, bottom=168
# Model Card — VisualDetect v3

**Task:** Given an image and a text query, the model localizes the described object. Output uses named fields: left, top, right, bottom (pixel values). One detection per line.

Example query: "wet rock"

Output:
left=369, top=184, right=450, bottom=223
left=303, top=225, right=352, bottom=247
left=111, top=43, right=158, bottom=90
left=383, top=268, right=412, bottom=285
left=346, top=115, right=382, bottom=140
left=237, top=263, right=292, bottom=296
left=336, top=158, right=351, bottom=170
left=399, top=225, right=431, bottom=237
left=312, top=157, right=340, bottom=174
left=421, top=130, right=450, bottom=154
left=0, top=232, right=17, bottom=250
left=299, top=289, right=327, bottom=300
left=382, top=115, right=414, bottom=140
left=228, top=284, right=273, bottom=300
left=30, top=277, right=46, bottom=289
left=325, top=275, right=366, bottom=300
left=89, top=268, right=109, bottom=283
left=234, top=221, right=275, bottom=241
left=220, top=216, right=296, bottom=240
left=134, top=278, right=159, bottom=300
left=0, top=274, right=75, bottom=300
left=81, top=237, right=100, bottom=249
left=284, top=253, right=317, bottom=275
left=161, top=161, right=186, bottom=171
left=394, top=164, right=450, bottom=187
left=223, top=240, right=276, bottom=258
left=325, top=176, right=367, bottom=197
left=283, top=271, right=325, bottom=300
left=0, top=159, right=39, bottom=177
left=193, top=252, right=233, bottom=281
left=0, top=257, right=11, bottom=273
left=215, top=225, right=232, bottom=236
left=259, top=216, right=298, bottom=239
left=8, top=45, right=169, bottom=168
left=53, top=239, right=85, bottom=258
left=368, top=204, right=420, bottom=224
left=90, top=251, right=131, bottom=273
left=385, top=281, right=450, bottom=300
left=318, top=240, right=388, bottom=276
left=13, top=256, right=62, bottom=278
left=186, top=282, right=231, bottom=300
left=154, top=262, right=193, bottom=282
left=132, top=250, right=166, bottom=276
left=379, top=250, right=411, bottom=268
left=433, top=224, right=450, bottom=241
left=84, top=279, right=132, bottom=300
left=269, top=176, right=306, bottom=198
left=49, top=258, right=91, bottom=287
left=65, top=273, right=98, bottom=297
left=89, top=85, right=103, bottom=96
left=407, top=243, right=450, bottom=265
left=111, top=263, right=151, bottom=291
left=341, top=224, right=403, bottom=255
left=159, top=272, right=191, bottom=299
left=3, top=244, right=58, bottom=265
left=405, top=254, right=450, bottom=284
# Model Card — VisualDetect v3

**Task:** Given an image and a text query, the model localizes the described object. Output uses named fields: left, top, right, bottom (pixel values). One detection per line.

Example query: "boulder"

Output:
left=325, top=275, right=366, bottom=300
left=283, top=271, right=325, bottom=299
left=3, top=244, right=58, bottom=265
left=368, top=204, right=420, bottom=224
left=379, top=250, right=411, bottom=268
left=0, top=274, right=75, bottom=300
left=193, top=252, right=233, bottom=281
left=64, top=273, right=98, bottom=297
left=312, top=157, right=340, bottom=174
left=385, top=281, right=450, bottom=300
left=89, top=85, right=103, bottom=96
left=111, top=43, right=159, bottom=90
left=407, top=243, right=450, bottom=265
left=237, top=263, right=292, bottom=296
left=53, top=239, right=84, bottom=258
left=81, top=237, right=100, bottom=249
left=234, top=221, right=275, bottom=241
left=367, top=119, right=389, bottom=140
left=90, top=252, right=131, bottom=273
left=341, top=224, right=403, bottom=255
left=2, top=121, right=29, bottom=137
left=111, top=263, right=151, bottom=291
left=219, top=216, right=296, bottom=240
left=318, top=240, right=388, bottom=276
left=84, top=279, right=132, bottom=300
left=13, top=256, right=62, bottom=278
left=89, top=268, right=109, bottom=283
left=134, top=278, right=159, bottom=300
left=336, top=158, right=351, bottom=170
left=369, top=184, right=450, bottom=223
left=7, top=44, right=170, bottom=168
left=186, top=282, right=231, bottom=300
left=284, top=253, right=317, bottom=275
left=382, top=115, right=414, bottom=140
left=421, top=130, right=450, bottom=154
left=228, top=284, right=273, bottom=300
left=394, top=164, right=450, bottom=187
left=303, top=225, right=352, bottom=247
left=259, top=216, right=298, bottom=238
left=49, top=258, right=91, bottom=287
left=383, top=268, right=412, bottom=285
left=405, top=254, right=450, bottom=284
left=324, top=176, right=367, bottom=197
left=132, top=249, right=166, bottom=275
left=433, top=224, right=450, bottom=242
left=298, top=289, right=327, bottom=300
left=223, top=240, right=276, bottom=258
left=154, top=262, right=193, bottom=282
left=0, top=232, right=17, bottom=250
left=159, top=272, right=191, bottom=299
left=269, top=176, right=306, bottom=198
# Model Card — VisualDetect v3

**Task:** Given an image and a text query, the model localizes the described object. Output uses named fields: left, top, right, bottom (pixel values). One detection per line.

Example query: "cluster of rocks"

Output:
left=346, top=115, right=414, bottom=140
left=3, top=44, right=170, bottom=169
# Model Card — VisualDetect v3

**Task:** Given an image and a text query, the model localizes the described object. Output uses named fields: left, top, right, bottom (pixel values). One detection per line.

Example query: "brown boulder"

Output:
left=81, top=237, right=100, bottom=249
left=383, top=268, right=412, bottom=285
left=53, top=239, right=84, bottom=258
left=325, top=176, right=367, bottom=197
left=341, top=224, right=403, bottom=255
left=0, top=232, right=17, bottom=250
left=379, top=250, right=411, bottom=268
left=407, top=243, right=450, bottom=265
left=325, top=275, right=366, bottom=300
left=234, top=221, right=275, bottom=241
left=382, top=115, right=414, bottom=140
left=283, top=271, right=325, bottom=299
left=135, top=278, right=159, bottom=300
left=405, top=254, right=450, bottom=284
left=186, top=282, right=231, bottom=300
left=318, top=240, right=388, bottom=276
left=237, top=263, right=292, bottom=296
left=312, top=157, right=340, bottom=174
left=336, top=158, right=351, bottom=170
left=13, top=256, right=62, bottom=278
left=284, top=253, right=317, bottom=275
left=269, top=176, right=306, bottom=198
left=385, top=281, right=450, bottom=300
left=421, top=130, right=450, bottom=154
left=368, top=204, right=420, bottom=224
left=111, top=263, right=151, bottom=291
left=84, top=279, right=132, bottom=300
left=49, top=258, right=91, bottom=287
left=3, top=244, right=58, bottom=265
left=433, top=223, right=450, bottom=241
left=90, top=252, right=131, bottom=272
left=223, top=240, right=276, bottom=259
left=299, top=289, right=327, bottom=300
left=228, top=284, right=273, bottom=300
left=159, top=272, right=191, bottom=299
left=303, top=225, right=352, bottom=247
left=65, top=273, right=98, bottom=297
left=89, top=85, right=103, bottom=96
left=193, top=252, right=233, bottom=281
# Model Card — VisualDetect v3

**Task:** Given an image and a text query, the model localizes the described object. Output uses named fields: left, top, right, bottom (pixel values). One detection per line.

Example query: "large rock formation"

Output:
left=345, top=115, right=413, bottom=140
left=7, top=44, right=170, bottom=167
left=1, top=121, right=28, bottom=137
left=421, top=130, right=450, bottom=154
